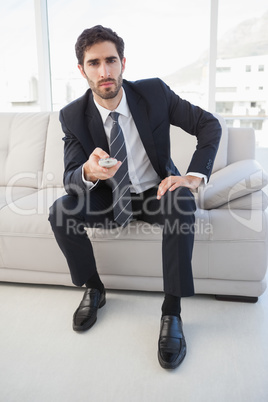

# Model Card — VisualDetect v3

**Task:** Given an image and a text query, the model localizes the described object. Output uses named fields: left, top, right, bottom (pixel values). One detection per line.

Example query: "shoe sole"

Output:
left=73, top=297, right=106, bottom=332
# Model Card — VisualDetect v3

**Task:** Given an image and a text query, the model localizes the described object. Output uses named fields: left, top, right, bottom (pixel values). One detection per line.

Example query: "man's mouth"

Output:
left=99, top=80, right=115, bottom=87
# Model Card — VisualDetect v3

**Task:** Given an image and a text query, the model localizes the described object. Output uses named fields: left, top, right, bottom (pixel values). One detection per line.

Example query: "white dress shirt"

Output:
left=82, top=89, right=207, bottom=192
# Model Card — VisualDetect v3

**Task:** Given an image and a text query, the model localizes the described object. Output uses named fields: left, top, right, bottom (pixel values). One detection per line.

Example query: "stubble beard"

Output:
left=87, top=72, right=123, bottom=100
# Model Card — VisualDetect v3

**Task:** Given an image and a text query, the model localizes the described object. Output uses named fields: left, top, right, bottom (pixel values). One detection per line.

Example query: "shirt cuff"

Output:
left=186, top=172, right=208, bottom=185
left=82, top=164, right=99, bottom=189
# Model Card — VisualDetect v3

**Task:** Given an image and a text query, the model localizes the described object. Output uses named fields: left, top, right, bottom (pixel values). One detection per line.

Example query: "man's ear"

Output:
left=121, top=57, right=126, bottom=74
left=78, top=64, right=87, bottom=78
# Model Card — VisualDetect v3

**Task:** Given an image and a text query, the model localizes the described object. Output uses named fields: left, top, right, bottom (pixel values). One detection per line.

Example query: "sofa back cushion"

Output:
left=0, top=113, right=49, bottom=188
left=41, top=112, right=64, bottom=188
left=43, top=112, right=229, bottom=188
left=227, top=127, right=255, bottom=164
left=170, top=113, right=228, bottom=175
left=0, top=111, right=244, bottom=191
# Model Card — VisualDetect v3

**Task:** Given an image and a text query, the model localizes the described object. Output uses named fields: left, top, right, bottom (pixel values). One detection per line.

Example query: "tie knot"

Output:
left=110, top=112, right=119, bottom=123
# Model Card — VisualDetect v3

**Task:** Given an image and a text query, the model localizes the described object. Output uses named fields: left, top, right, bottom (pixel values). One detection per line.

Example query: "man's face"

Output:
left=78, top=41, right=126, bottom=102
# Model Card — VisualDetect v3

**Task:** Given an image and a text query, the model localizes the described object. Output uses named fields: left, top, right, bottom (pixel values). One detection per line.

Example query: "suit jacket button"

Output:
left=206, top=159, right=212, bottom=170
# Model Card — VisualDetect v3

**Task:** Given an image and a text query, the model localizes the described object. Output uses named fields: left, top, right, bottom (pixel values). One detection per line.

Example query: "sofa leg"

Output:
left=215, top=295, right=258, bottom=303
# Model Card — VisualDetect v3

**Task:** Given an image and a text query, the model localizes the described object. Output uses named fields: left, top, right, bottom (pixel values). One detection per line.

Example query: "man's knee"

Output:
left=48, top=197, right=64, bottom=230
left=164, top=186, right=196, bottom=217
left=48, top=195, right=82, bottom=229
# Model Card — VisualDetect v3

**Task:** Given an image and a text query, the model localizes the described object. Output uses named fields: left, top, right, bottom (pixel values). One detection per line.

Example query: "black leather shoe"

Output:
left=73, top=288, right=106, bottom=332
left=158, top=315, right=186, bottom=369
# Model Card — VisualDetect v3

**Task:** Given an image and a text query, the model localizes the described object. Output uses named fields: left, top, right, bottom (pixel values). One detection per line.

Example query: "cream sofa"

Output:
left=0, top=112, right=268, bottom=301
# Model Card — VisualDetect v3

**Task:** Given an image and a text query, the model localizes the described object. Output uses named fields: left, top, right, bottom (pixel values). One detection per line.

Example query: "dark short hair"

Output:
left=75, top=25, right=125, bottom=65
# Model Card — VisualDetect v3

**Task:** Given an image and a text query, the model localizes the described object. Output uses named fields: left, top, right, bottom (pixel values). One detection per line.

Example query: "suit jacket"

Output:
left=59, top=78, right=222, bottom=195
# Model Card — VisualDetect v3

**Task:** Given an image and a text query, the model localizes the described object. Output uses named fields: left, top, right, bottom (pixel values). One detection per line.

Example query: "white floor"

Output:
left=0, top=281, right=268, bottom=402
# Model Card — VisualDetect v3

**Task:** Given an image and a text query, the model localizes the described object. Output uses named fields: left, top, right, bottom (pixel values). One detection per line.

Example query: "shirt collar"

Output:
left=93, top=88, right=130, bottom=125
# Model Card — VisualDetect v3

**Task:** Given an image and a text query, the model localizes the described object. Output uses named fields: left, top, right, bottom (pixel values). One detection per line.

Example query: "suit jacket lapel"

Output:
left=123, top=81, right=161, bottom=176
left=85, top=91, right=110, bottom=153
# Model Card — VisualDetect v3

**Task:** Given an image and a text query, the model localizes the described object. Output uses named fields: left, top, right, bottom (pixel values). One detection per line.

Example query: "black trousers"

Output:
left=49, top=184, right=196, bottom=297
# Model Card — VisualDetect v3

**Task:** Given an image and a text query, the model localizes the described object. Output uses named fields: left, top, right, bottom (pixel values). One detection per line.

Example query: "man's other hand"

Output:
left=157, top=175, right=202, bottom=200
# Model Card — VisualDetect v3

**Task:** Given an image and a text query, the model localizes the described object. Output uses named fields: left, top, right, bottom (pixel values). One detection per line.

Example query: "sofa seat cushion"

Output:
left=0, top=188, right=68, bottom=273
left=87, top=208, right=268, bottom=282
left=210, top=208, right=267, bottom=241
left=0, top=188, right=65, bottom=235
left=87, top=210, right=210, bottom=279
left=87, top=209, right=212, bottom=242
left=220, top=190, right=268, bottom=211
left=88, top=207, right=267, bottom=243
left=0, top=187, right=37, bottom=210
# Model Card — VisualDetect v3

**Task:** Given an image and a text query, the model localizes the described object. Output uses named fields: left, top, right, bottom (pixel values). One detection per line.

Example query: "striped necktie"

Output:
left=109, top=112, right=133, bottom=227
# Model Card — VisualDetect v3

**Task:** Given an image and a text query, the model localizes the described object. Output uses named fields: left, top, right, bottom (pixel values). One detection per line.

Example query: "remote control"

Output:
left=98, top=157, right=118, bottom=168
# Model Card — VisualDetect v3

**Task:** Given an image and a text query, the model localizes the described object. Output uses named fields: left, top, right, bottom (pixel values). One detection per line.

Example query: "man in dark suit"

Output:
left=49, top=25, right=221, bottom=370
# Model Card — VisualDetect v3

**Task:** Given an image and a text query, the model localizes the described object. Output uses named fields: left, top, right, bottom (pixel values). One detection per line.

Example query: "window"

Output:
left=216, top=0, right=268, bottom=142
left=47, top=0, right=210, bottom=110
left=216, top=0, right=268, bottom=178
left=216, top=102, right=233, bottom=114
left=216, top=87, right=237, bottom=92
left=217, top=67, right=231, bottom=73
left=0, top=0, right=267, bottom=187
left=0, top=0, right=40, bottom=111
left=1, top=0, right=267, bottom=132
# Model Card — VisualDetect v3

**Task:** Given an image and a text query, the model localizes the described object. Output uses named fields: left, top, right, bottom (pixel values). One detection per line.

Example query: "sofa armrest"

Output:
left=198, top=159, right=268, bottom=209
left=220, top=191, right=268, bottom=211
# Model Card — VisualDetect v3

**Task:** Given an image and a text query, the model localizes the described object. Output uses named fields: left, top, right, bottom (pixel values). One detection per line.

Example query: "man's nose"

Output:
left=99, top=63, right=110, bottom=78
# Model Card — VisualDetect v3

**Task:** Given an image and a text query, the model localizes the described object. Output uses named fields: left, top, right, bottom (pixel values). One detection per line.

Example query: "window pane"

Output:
left=0, top=0, right=39, bottom=111
left=47, top=0, right=210, bottom=110
left=216, top=0, right=268, bottom=177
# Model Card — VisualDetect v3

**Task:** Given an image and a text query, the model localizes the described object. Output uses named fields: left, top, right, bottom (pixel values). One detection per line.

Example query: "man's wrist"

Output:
left=186, top=172, right=207, bottom=185
left=82, top=163, right=98, bottom=183
left=82, top=164, right=99, bottom=189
